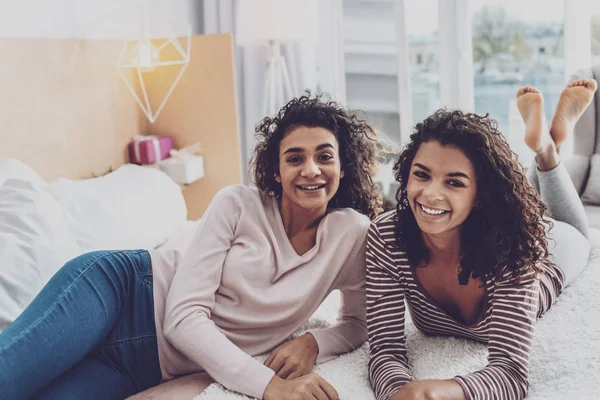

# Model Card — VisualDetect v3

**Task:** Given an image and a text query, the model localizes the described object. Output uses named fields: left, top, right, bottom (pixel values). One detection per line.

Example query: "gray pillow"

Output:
left=581, top=154, right=600, bottom=204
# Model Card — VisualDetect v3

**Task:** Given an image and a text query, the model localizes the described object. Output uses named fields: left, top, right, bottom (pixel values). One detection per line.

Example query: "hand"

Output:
left=388, top=381, right=434, bottom=400
left=263, top=374, right=339, bottom=400
left=264, top=333, right=319, bottom=379
left=388, top=379, right=465, bottom=400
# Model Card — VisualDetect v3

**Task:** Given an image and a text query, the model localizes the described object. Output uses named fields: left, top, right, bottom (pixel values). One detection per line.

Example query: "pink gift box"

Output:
left=128, top=135, right=173, bottom=165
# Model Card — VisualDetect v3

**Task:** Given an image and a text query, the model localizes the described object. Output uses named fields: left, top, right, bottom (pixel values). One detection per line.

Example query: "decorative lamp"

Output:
left=85, top=1, right=192, bottom=123
left=236, top=0, right=318, bottom=116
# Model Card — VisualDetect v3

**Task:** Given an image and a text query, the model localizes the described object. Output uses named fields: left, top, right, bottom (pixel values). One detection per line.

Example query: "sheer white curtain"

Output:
left=202, top=0, right=319, bottom=182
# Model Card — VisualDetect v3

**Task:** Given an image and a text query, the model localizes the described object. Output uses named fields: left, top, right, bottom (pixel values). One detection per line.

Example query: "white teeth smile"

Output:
left=419, top=204, right=448, bottom=215
left=299, top=184, right=325, bottom=190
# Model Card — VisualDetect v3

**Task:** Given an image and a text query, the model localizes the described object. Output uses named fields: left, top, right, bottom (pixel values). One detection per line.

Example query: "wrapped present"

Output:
left=128, top=135, right=173, bottom=165
left=159, top=142, right=204, bottom=184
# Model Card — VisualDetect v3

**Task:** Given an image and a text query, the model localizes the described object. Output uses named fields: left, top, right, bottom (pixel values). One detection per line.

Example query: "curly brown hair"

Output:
left=394, top=109, right=552, bottom=285
left=251, top=93, right=383, bottom=219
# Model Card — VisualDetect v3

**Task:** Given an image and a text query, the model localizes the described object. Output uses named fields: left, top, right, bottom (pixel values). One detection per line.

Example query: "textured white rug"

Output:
left=195, top=229, right=600, bottom=400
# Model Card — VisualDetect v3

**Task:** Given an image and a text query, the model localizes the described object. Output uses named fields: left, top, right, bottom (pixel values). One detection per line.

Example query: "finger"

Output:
left=264, top=351, right=275, bottom=367
left=268, top=354, right=286, bottom=374
left=276, top=363, right=296, bottom=379
left=286, top=370, right=303, bottom=380
left=317, top=377, right=339, bottom=400
left=312, top=389, right=328, bottom=400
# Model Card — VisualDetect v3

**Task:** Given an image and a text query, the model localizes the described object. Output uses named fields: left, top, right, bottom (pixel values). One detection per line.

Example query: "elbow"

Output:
left=162, top=312, right=190, bottom=343
left=345, top=316, right=368, bottom=349
left=356, top=324, right=368, bottom=348
left=506, top=368, right=529, bottom=400
left=163, top=308, right=211, bottom=344
left=162, top=316, right=179, bottom=343
left=516, top=376, right=530, bottom=400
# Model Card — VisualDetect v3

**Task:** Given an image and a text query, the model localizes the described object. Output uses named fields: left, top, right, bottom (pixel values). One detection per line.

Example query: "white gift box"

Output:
left=158, top=153, right=204, bottom=184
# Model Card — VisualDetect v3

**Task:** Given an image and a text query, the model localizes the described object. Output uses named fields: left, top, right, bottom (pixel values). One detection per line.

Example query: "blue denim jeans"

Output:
left=0, top=250, right=162, bottom=400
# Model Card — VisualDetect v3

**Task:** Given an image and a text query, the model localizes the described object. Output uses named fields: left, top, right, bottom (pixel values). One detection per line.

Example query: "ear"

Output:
left=340, top=170, right=345, bottom=179
left=274, top=174, right=281, bottom=183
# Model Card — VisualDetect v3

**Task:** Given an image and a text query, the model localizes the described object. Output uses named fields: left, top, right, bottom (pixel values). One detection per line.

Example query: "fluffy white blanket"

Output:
left=196, top=229, right=600, bottom=400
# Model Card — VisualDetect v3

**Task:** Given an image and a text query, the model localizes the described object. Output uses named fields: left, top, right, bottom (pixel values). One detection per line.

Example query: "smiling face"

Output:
left=407, top=141, right=478, bottom=240
left=276, top=126, right=344, bottom=215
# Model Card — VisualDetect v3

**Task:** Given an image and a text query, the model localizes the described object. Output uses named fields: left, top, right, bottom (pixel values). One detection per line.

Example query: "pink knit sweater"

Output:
left=149, top=185, right=369, bottom=399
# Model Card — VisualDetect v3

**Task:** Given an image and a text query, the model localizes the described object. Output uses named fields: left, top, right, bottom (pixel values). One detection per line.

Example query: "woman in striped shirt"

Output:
left=366, top=80, right=597, bottom=400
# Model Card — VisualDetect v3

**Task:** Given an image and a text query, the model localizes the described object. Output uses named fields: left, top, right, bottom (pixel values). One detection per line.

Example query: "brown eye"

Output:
left=447, top=180, right=465, bottom=188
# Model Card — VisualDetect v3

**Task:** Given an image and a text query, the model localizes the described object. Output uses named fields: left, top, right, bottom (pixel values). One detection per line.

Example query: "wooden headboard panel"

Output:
left=0, top=37, right=145, bottom=180
left=145, top=34, right=243, bottom=220
left=0, top=34, right=242, bottom=220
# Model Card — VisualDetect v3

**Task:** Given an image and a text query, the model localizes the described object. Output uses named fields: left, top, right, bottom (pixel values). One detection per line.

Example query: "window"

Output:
left=406, top=0, right=440, bottom=128
left=328, top=0, right=595, bottom=174
left=472, top=0, right=564, bottom=166
left=593, top=5, right=600, bottom=64
left=343, top=0, right=400, bottom=144
left=342, top=0, right=401, bottom=199
left=341, top=0, right=440, bottom=201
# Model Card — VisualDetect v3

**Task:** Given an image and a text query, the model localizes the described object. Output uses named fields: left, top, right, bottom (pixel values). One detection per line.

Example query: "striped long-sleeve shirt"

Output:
left=366, top=211, right=565, bottom=400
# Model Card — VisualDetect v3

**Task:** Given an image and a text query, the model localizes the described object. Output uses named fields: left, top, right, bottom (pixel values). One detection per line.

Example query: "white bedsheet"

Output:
left=0, top=160, right=189, bottom=331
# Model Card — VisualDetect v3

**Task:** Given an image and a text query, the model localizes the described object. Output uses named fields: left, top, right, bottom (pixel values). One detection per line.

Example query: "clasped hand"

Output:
left=264, top=333, right=319, bottom=379
left=263, top=333, right=339, bottom=400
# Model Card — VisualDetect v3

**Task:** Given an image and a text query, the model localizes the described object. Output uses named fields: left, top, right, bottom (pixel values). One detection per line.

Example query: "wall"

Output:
left=0, top=0, right=202, bottom=38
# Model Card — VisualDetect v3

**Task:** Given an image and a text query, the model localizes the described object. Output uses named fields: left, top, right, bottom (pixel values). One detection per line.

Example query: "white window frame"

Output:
left=563, top=0, right=591, bottom=81
left=394, top=0, right=413, bottom=145
left=317, top=0, right=346, bottom=103
left=438, top=0, right=475, bottom=112
left=329, top=0, right=594, bottom=151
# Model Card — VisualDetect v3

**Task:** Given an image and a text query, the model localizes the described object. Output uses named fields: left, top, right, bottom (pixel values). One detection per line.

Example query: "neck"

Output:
left=279, top=198, right=326, bottom=237
left=421, top=230, right=461, bottom=263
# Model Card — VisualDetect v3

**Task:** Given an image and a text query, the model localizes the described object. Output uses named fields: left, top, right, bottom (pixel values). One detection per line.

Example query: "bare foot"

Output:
left=516, top=86, right=551, bottom=153
left=550, top=79, right=598, bottom=152
left=516, top=86, right=559, bottom=171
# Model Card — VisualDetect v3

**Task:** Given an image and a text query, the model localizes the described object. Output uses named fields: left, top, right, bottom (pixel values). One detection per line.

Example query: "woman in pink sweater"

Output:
left=0, top=94, right=383, bottom=400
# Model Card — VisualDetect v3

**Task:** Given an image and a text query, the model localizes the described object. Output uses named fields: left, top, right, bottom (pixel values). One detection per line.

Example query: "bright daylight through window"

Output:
left=337, top=0, right=600, bottom=199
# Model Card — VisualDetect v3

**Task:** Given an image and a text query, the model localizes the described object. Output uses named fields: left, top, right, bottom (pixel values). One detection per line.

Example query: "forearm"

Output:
left=453, top=365, right=528, bottom=400
left=369, top=356, right=413, bottom=400
left=308, top=317, right=367, bottom=362
left=164, top=315, right=274, bottom=399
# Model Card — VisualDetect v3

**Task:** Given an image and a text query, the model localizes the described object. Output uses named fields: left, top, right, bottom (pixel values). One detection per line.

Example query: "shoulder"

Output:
left=326, top=207, right=371, bottom=238
left=212, top=184, right=262, bottom=206
left=369, top=210, right=398, bottom=241
left=372, top=209, right=397, bottom=227
left=494, top=264, right=539, bottom=288
left=206, top=185, right=266, bottom=218
left=214, top=184, right=257, bottom=199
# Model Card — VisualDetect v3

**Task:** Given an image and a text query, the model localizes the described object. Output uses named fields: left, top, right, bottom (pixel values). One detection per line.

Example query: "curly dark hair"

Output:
left=251, top=93, right=383, bottom=219
left=394, top=109, right=552, bottom=285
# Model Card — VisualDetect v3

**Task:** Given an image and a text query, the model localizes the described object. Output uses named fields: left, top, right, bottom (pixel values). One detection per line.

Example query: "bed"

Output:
left=1, top=35, right=599, bottom=400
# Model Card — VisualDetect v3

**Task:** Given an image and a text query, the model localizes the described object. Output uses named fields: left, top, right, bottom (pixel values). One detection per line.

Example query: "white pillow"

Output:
left=0, top=179, right=79, bottom=331
left=0, top=158, right=45, bottom=187
left=45, top=164, right=187, bottom=252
